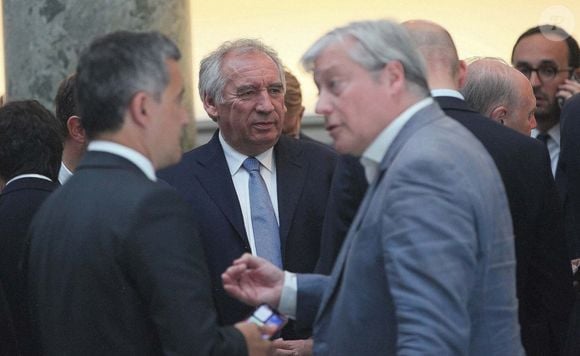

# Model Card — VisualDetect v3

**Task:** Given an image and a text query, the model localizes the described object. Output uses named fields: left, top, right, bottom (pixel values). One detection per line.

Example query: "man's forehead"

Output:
left=513, top=34, right=569, bottom=64
left=313, top=42, right=353, bottom=77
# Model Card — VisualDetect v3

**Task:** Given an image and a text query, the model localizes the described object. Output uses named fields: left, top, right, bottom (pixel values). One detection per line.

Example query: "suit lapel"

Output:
left=315, top=102, right=446, bottom=321
left=274, top=136, right=306, bottom=254
left=194, top=133, right=249, bottom=243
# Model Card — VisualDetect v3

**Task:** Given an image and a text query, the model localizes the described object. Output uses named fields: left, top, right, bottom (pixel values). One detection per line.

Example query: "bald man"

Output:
left=461, top=58, right=536, bottom=136
left=403, top=20, right=574, bottom=356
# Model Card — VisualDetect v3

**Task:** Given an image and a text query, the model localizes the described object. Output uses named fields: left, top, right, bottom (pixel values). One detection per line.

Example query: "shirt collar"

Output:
left=88, top=140, right=157, bottom=181
left=219, top=131, right=275, bottom=175
left=5, top=174, right=52, bottom=187
left=431, top=89, right=464, bottom=100
left=531, top=123, right=561, bottom=145
left=58, top=162, right=73, bottom=184
left=361, top=97, right=434, bottom=183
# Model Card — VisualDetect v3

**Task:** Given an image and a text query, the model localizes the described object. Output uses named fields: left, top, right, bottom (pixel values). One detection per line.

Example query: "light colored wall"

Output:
left=190, top=0, right=580, bottom=123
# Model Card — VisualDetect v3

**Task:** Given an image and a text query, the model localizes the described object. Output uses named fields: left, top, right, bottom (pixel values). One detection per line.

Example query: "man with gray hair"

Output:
left=222, top=19, right=523, bottom=355
left=28, top=31, right=270, bottom=355
left=461, top=58, right=537, bottom=136
left=158, top=38, right=337, bottom=349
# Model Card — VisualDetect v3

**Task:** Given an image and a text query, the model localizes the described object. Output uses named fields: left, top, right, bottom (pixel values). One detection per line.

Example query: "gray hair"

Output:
left=198, top=39, right=286, bottom=104
left=301, top=19, right=429, bottom=97
left=461, top=57, right=517, bottom=117
left=76, top=31, right=181, bottom=139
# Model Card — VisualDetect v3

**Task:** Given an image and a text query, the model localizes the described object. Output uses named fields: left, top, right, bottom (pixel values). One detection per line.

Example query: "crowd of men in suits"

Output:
left=0, top=17, right=579, bottom=356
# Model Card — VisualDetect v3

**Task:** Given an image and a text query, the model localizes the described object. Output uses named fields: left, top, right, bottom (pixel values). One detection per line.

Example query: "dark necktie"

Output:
left=242, top=157, right=282, bottom=268
left=536, top=133, right=550, bottom=146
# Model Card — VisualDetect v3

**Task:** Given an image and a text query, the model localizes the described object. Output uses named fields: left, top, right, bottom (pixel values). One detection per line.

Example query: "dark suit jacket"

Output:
left=0, top=177, right=59, bottom=355
left=0, top=278, right=18, bottom=355
left=159, top=132, right=337, bottom=334
left=315, top=154, right=367, bottom=275
left=317, top=96, right=574, bottom=355
left=556, top=93, right=580, bottom=258
left=28, top=151, right=246, bottom=355
left=556, top=93, right=580, bottom=356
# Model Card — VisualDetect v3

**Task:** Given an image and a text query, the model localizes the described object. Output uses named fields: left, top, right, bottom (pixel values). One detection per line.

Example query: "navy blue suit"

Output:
left=0, top=177, right=59, bottom=355
left=159, top=132, right=337, bottom=335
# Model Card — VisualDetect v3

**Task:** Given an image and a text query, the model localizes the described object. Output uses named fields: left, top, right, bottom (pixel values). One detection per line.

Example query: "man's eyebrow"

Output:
left=539, top=60, right=560, bottom=66
left=236, top=84, right=258, bottom=93
left=514, top=59, right=559, bottom=66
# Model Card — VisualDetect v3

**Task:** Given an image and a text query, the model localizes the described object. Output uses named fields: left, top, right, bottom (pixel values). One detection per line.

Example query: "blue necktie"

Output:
left=242, top=157, right=282, bottom=268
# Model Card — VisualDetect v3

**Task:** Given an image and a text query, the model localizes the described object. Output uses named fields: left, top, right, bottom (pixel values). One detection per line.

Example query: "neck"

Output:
left=535, top=115, right=559, bottom=133
left=427, top=74, right=458, bottom=91
left=62, top=144, right=84, bottom=172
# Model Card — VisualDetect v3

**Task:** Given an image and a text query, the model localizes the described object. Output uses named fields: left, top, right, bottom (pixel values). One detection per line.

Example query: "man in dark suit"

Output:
left=0, top=100, right=63, bottom=355
left=158, top=39, right=336, bottom=350
left=27, top=31, right=269, bottom=355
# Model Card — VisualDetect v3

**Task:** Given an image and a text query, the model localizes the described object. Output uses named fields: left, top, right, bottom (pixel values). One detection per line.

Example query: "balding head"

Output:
left=461, top=58, right=537, bottom=135
left=403, top=20, right=464, bottom=89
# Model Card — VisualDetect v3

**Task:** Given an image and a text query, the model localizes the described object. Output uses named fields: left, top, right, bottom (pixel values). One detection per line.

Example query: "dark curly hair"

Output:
left=0, top=100, right=63, bottom=182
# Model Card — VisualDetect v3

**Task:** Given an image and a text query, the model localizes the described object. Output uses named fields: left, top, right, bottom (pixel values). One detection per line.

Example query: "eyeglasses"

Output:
left=515, top=64, right=573, bottom=82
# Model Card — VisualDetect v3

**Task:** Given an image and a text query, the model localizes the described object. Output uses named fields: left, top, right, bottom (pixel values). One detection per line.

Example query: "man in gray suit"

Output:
left=222, top=19, right=523, bottom=355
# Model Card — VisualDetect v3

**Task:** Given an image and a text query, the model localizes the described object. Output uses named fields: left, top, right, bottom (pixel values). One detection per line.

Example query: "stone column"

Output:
left=3, top=0, right=196, bottom=146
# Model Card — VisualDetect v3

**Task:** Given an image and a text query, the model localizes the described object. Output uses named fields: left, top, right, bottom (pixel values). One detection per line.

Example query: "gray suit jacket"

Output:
left=296, top=102, right=524, bottom=355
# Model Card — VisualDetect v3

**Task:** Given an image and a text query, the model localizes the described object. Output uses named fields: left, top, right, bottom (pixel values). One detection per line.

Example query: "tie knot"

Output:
left=242, top=157, right=260, bottom=172
left=537, top=133, right=550, bottom=144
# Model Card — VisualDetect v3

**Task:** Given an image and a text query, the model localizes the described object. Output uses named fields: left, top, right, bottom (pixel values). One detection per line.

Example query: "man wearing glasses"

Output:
left=511, top=25, right=580, bottom=177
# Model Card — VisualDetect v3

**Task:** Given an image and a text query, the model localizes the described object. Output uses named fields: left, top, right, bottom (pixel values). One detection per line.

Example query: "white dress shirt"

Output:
left=218, top=132, right=279, bottom=255
left=58, top=162, right=73, bottom=184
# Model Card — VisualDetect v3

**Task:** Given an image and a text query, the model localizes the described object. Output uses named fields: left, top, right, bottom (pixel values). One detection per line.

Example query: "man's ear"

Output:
left=203, top=94, right=220, bottom=122
left=298, top=106, right=305, bottom=120
left=489, top=106, right=507, bottom=125
left=67, top=116, right=87, bottom=144
left=456, top=60, right=467, bottom=89
left=381, top=60, right=406, bottom=93
left=128, top=92, right=151, bottom=127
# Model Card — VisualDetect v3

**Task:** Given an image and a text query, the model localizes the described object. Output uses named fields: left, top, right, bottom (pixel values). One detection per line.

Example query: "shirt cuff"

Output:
left=278, top=271, right=297, bottom=319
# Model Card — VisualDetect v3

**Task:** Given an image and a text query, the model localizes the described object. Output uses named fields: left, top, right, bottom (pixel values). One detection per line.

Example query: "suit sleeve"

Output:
left=123, top=187, right=247, bottom=356
left=380, top=156, right=485, bottom=354
left=295, top=274, right=330, bottom=329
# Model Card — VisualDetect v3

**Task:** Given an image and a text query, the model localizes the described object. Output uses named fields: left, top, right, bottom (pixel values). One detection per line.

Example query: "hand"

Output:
left=222, top=253, right=285, bottom=308
left=557, top=79, right=580, bottom=104
left=271, top=338, right=313, bottom=356
left=235, top=322, right=273, bottom=356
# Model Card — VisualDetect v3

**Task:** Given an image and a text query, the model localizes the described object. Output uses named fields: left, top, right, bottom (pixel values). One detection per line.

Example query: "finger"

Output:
left=559, top=81, right=580, bottom=95
left=272, top=349, right=297, bottom=356
left=556, top=89, right=574, bottom=101
left=223, top=283, right=247, bottom=301
left=232, top=253, right=256, bottom=265
left=258, top=324, right=279, bottom=338
left=271, top=338, right=294, bottom=350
